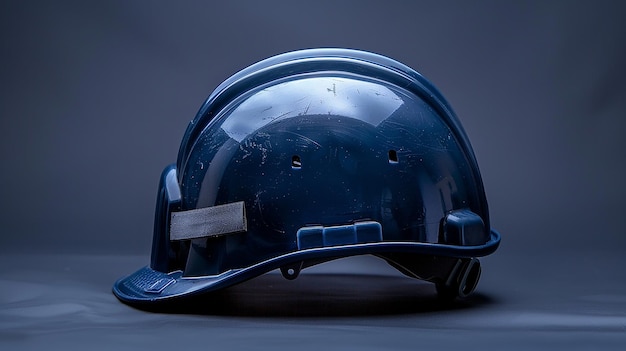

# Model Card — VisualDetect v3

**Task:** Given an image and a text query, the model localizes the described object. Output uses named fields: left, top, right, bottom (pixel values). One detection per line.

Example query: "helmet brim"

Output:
left=113, top=230, right=500, bottom=306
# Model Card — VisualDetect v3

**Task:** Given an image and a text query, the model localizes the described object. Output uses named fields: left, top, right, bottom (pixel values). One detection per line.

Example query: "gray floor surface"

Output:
left=1, top=248, right=624, bottom=350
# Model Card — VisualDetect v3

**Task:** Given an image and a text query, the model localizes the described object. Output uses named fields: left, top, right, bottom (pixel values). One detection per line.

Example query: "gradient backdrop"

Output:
left=2, top=1, right=625, bottom=255
left=1, top=1, right=625, bottom=349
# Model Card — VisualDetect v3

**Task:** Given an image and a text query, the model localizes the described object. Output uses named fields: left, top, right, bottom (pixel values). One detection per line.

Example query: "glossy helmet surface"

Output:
left=113, top=48, right=500, bottom=305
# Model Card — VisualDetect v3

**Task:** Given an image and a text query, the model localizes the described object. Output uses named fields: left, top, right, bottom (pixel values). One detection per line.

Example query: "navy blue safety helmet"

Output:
left=113, top=48, right=500, bottom=305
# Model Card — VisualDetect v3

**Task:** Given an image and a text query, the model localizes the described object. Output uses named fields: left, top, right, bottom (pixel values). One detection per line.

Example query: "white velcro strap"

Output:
left=170, top=201, right=247, bottom=241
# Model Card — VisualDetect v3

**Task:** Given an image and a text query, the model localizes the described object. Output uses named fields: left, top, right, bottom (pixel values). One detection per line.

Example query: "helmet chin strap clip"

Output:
left=280, top=262, right=303, bottom=280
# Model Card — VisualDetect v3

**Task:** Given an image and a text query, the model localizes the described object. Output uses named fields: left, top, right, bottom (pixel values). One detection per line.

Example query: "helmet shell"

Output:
left=113, top=49, right=500, bottom=305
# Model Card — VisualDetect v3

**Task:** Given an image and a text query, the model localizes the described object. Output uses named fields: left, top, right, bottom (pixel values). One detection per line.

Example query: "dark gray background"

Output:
left=1, top=1, right=625, bottom=350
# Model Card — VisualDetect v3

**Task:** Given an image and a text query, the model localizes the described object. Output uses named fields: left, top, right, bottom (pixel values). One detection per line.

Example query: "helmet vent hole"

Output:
left=388, top=150, right=398, bottom=163
left=291, top=155, right=302, bottom=169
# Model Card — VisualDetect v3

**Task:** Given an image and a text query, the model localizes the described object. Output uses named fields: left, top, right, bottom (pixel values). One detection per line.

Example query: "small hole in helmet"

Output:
left=388, top=149, right=398, bottom=163
left=291, top=155, right=302, bottom=169
left=287, top=268, right=295, bottom=276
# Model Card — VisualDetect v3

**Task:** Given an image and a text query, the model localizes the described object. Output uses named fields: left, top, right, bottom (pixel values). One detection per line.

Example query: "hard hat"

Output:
left=113, top=48, right=500, bottom=305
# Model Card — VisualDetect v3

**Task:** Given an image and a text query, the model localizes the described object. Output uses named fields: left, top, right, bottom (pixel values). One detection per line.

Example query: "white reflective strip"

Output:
left=170, top=201, right=247, bottom=241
